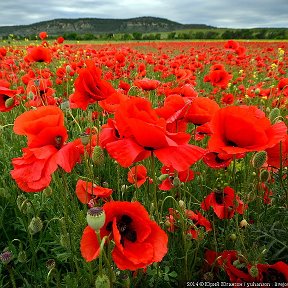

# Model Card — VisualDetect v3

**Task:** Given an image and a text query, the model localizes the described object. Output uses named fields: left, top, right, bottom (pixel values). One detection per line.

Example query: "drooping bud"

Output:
left=251, top=151, right=267, bottom=169
left=17, top=251, right=27, bottom=263
left=86, top=207, right=106, bottom=231
left=28, top=216, right=43, bottom=235
left=259, top=169, right=270, bottom=182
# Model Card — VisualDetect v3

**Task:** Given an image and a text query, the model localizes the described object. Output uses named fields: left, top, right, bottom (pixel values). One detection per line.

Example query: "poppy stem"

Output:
left=150, top=152, right=160, bottom=223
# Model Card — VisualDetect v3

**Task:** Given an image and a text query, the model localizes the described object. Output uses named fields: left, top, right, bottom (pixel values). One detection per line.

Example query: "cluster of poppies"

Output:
left=1, top=34, right=288, bottom=282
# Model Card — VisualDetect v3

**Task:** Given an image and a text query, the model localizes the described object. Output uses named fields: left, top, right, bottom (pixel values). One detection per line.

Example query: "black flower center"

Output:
left=55, top=136, right=63, bottom=149
left=144, top=146, right=155, bottom=151
left=226, top=140, right=238, bottom=147
left=214, top=190, right=226, bottom=205
left=106, top=214, right=137, bottom=246
left=262, top=268, right=286, bottom=283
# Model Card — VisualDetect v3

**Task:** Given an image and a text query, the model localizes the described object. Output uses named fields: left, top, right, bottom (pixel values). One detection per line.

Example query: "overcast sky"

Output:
left=0, top=0, right=287, bottom=28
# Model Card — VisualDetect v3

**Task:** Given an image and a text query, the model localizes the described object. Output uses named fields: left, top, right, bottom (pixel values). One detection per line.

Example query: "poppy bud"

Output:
left=87, top=207, right=106, bottom=231
left=102, top=182, right=109, bottom=188
left=259, top=169, right=270, bottom=182
left=27, top=91, right=34, bottom=99
left=66, top=65, right=71, bottom=73
left=95, top=274, right=110, bottom=288
left=28, top=216, right=43, bottom=235
left=60, top=100, right=70, bottom=110
left=269, top=107, right=281, bottom=124
left=60, top=233, right=70, bottom=247
left=0, top=187, right=9, bottom=198
left=79, top=133, right=90, bottom=146
left=230, top=233, right=237, bottom=241
left=4, top=97, right=14, bottom=108
left=178, top=200, right=186, bottom=210
left=120, top=272, right=130, bottom=288
left=43, top=186, right=53, bottom=197
left=17, top=251, right=27, bottom=263
left=249, top=266, right=259, bottom=278
left=158, top=174, right=169, bottom=181
left=251, top=151, right=267, bottom=169
left=92, top=146, right=105, bottom=165
left=172, top=177, right=181, bottom=187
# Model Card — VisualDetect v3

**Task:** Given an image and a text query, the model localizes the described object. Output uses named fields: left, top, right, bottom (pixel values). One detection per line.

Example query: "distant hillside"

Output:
left=0, top=16, right=215, bottom=37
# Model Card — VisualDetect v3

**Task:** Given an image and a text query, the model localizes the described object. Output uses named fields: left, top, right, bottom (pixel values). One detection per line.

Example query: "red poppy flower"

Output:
left=11, top=106, right=81, bottom=192
left=185, top=210, right=212, bottom=239
left=56, top=36, right=64, bottom=44
left=224, top=40, right=240, bottom=51
left=13, top=105, right=66, bottom=146
left=208, top=105, right=287, bottom=155
left=75, top=179, right=112, bottom=204
left=277, top=78, right=288, bottom=96
left=39, top=32, right=48, bottom=40
left=0, top=86, right=18, bottom=112
left=266, top=134, right=288, bottom=168
left=11, top=141, right=80, bottom=192
left=257, top=261, right=288, bottom=283
left=204, top=69, right=232, bottom=89
left=80, top=201, right=168, bottom=270
left=155, top=95, right=189, bottom=133
left=134, top=78, right=160, bottom=91
left=202, top=151, right=233, bottom=169
left=69, top=60, right=116, bottom=110
left=159, top=165, right=194, bottom=191
left=98, top=91, right=128, bottom=114
left=26, top=46, right=52, bottom=63
left=101, top=97, right=205, bottom=171
left=205, top=250, right=255, bottom=282
left=184, top=97, right=220, bottom=126
left=127, top=165, right=149, bottom=188
left=201, top=186, right=245, bottom=219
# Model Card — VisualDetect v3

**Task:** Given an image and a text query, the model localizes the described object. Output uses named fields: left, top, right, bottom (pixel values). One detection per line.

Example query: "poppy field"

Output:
left=0, top=35, right=288, bottom=287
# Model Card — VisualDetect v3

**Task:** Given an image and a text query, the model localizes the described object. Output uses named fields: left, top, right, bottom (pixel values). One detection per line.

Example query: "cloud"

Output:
left=0, top=0, right=287, bottom=28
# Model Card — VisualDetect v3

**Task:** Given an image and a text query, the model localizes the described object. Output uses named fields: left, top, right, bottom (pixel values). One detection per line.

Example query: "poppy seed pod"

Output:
left=0, top=250, right=13, bottom=264
left=86, top=207, right=106, bottom=231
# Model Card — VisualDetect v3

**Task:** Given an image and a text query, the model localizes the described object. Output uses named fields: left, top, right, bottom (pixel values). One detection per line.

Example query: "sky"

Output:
left=0, top=0, right=288, bottom=28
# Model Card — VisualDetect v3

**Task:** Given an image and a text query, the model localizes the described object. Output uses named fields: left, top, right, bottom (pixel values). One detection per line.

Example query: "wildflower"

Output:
left=80, top=201, right=168, bottom=270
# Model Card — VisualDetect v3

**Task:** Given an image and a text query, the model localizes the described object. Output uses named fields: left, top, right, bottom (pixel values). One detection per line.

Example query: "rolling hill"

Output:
left=0, top=16, right=215, bottom=37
